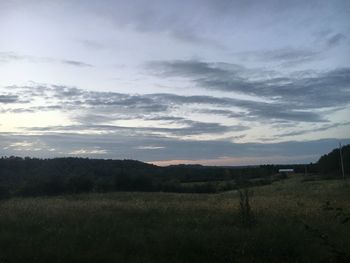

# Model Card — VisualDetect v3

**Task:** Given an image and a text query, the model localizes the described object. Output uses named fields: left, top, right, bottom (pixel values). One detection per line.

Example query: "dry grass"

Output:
left=0, top=175, right=349, bottom=262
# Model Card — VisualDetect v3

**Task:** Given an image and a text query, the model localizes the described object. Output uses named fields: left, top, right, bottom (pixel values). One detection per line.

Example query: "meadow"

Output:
left=0, top=175, right=349, bottom=263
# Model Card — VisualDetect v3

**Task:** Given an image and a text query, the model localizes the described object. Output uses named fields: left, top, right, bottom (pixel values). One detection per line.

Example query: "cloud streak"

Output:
left=0, top=52, right=93, bottom=67
left=1, top=83, right=336, bottom=126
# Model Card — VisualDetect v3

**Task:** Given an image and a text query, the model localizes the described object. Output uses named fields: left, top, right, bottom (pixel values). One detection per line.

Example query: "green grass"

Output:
left=0, top=175, right=349, bottom=262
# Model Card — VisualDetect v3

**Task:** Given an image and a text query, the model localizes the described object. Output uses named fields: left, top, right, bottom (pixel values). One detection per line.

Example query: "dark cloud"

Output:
left=153, top=98, right=324, bottom=125
left=21, top=119, right=245, bottom=137
left=237, top=101, right=325, bottom=123
left=60, top=60, right=93, bottom=67
left=148, top=60, right=236, bottom=78
left=326, top=33, right=347, bottom=47
left=0, top=95, right=19, bottom=103
left=147, top=60, right=350, bottom=111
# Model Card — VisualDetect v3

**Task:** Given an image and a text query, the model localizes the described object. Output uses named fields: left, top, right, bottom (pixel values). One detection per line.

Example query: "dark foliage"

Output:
left=0, top=157, right=287, bottom=197
left=317, top=144, right=349, bottom=175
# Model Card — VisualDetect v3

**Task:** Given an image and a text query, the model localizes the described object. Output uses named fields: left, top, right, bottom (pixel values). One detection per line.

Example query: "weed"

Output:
left=238, top=188, right=255, bottom=227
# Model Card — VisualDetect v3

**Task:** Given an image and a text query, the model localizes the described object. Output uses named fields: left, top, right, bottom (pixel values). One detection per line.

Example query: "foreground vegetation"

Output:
left=1, top=175, right=349, bottom=263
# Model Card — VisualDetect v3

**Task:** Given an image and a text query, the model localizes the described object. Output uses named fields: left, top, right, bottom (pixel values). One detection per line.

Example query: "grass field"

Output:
left=0, top=175, right=349, bottom=263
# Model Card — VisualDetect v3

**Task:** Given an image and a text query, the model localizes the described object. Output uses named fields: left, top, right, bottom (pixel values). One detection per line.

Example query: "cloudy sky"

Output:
left=0, top=0, right=349, bottom=165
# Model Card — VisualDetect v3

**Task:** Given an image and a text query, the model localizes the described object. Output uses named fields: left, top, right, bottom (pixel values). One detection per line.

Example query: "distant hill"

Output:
left=317, top=144, right=349, bottom=175
left=1, top=144, right=349, bottom=198
left=0, top=156, right=281, bottom=197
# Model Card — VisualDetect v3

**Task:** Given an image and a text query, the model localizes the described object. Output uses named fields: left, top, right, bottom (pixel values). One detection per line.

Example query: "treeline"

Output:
left=316, top=144, right=349, bottom=175
left=0, top=158, right=157, bottom=198
left=0, top=157, right=291, bottom=198
left=1, top=143, right=346, bottom=198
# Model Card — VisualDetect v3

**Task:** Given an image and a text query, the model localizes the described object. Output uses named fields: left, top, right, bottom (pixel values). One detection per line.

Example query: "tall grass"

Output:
left=0, top=175, right=349, bottom=262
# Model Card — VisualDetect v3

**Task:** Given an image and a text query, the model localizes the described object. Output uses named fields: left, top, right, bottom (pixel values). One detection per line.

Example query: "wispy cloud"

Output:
left=2, top=84, right=335, bottom=127
left=0, top=52, right=93, bottom=67
left=235, top=47, right=321, bottom=67
left=275, top=122, right=350, bottom=138
left=69, top=148, right=108, bottom=155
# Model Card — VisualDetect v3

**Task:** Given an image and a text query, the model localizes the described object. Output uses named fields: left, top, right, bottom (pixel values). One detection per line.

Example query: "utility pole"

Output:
left=339, top=142, right=345, bottom=179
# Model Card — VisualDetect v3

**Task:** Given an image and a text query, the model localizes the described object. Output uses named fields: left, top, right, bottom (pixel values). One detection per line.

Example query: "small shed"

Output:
left=278, top=168, right=294, bottom=173
left=277, top=168, right=294, bottom=178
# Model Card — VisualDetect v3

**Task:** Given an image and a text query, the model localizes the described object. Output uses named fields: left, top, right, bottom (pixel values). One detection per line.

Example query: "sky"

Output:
left=0, top=0, right=349, bottom=165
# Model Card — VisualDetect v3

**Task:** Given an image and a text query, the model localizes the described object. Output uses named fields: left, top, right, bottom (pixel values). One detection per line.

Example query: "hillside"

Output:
left=0, top=157, right=284, bottom=197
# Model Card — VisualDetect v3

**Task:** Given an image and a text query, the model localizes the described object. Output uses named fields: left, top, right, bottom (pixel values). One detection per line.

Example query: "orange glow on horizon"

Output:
left=149, top=154, right=318, bottom=166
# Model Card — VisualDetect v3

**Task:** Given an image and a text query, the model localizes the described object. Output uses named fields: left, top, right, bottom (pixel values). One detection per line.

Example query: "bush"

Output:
left=68, top=175, right=94, bottom=193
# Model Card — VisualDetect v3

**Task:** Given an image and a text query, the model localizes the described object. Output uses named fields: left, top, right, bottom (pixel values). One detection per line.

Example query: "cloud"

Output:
left=78, top=40, right=106, bottom=50
left=0, top=95, right=19, bottom=103
left=1, top=83, right=349, bottom=162
left=326, top=33, right=347, bottom=47
left=3, top=140, right=45, bottom=152
left=166, top=95, right=325, bottom=122
left=68, top=0, right=349, bottom=49
left=1, top=82, right=342, bottom=130
left=147, top=60, right=350, bottom=111
left=76, top=0, right=228, bottom=47
left=5, top=83, right=331, bottom=123
left=2, top=83, right=349, bottom=150
left=1, top=132, right=349, bottom=164
left=135, top=145, right=165, bottom=150
left=0, top=52, right=93, bottom=67
left=69, top=148, right=107, bottom=155
left=60, top=60, right=93, bottom=67
left=0, top=1, right=349, bottom=165
left=236, top=48, right=321, bottom=67
left=21, top=120, right=243, bottom=138
left=276, top=122, right=350, bottom=137
left=259, top=48, right=319, bottom=62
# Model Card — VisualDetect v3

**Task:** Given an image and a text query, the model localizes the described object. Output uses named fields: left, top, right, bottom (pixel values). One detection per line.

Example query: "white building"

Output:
left=278, top=168, right=294, bottom=173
